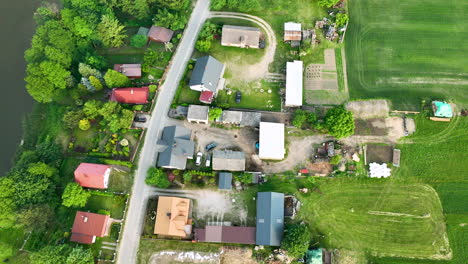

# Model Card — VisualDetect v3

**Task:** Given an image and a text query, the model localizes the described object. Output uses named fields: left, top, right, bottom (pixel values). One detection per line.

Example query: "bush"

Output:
left=78, top=119, right=91, bottom=131
left=325, top=106, right=355, bottom=138
left=235, top=173, right=252, bottom=184
left=149, top=84, right=158, bottom=93
left=330, top=154, right=342, bottom=165
left=145, top=167, right=171, bottom=188
left=281, top=223, right=310, bottom=258
left=89, top=75, right=103, bottom=91
left=97, top=209, right=111, bottom=215
left=130, top=34, right=148, bottom=48
left=292, top=110, right=307, bottom=128
left=183, top=171, right=192, bottom=183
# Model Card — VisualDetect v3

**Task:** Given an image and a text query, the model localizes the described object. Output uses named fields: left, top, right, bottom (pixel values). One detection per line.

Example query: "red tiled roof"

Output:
left=199, top=91, right=214, bottom=104
left=113, top=64, right=142, bottom=79
left=148, top=26, right=174, bottom=43
left=110, top=87, right=149, bottom=104
left=74, top=163, right=111, bottom=189
left=71, top=211, right=110, bottom=244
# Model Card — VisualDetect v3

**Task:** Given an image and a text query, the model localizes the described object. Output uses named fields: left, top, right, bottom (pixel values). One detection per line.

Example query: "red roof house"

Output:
left=70, top=211, right=110, bottom=244
left=148, top=26, right=174, bottom=43
left=199, top=91, right=214, bottom=104
left=113, top=64, right=142, bottom=79
left=74, top=163, right=111, bottom=189
left=110, top=87, right=149, bottom=104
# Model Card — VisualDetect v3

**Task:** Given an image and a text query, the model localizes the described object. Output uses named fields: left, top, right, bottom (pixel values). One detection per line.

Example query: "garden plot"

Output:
left=365, top=144, right=393, bottom=164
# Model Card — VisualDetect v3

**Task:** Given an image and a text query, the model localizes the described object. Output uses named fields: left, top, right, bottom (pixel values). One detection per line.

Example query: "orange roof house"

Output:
left=110, top=87, right=149, bottom=104
left=74, top=163, right=111, bottom=189
left=70, top=211, right=110, bottom=244
left=113, top=64, right=142, bottom=79
left=154, top=196, right=191, bottom=237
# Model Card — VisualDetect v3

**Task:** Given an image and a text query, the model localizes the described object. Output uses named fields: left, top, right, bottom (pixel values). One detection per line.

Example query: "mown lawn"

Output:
left=85, top=193, right=127, bottom=219
left=216, top=80, right=281, bottom=111
left=345, top=0, right=468, bottom=110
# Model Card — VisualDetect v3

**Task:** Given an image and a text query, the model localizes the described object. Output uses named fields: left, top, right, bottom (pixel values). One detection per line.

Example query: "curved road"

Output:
left=116, top=0, right=210, bottom=263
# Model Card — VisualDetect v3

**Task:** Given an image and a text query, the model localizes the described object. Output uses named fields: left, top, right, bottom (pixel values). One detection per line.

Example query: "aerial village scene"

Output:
left=1, top=0, right=467, bottom=264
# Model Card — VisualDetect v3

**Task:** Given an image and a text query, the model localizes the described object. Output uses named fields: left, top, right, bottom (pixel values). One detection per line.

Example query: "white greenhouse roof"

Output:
left=284, top=22, right=301, bottom=31
left=259, top=122, right=285, bottom=160
left=285, top=61, right=303, bottom=107
left=369, top=162, right=391, bottom=178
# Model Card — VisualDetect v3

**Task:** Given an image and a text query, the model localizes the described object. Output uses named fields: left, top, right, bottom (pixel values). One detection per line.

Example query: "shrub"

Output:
left=62, top=183, right=91, bottom=207
left=183, top=171, right=192, bottom=183
left=209, top=108, right=222, bottom=121
left=78, top=119, right=91, bottom=131
left=89, top=76, right=103, bottom=91
left=281, top=223, right=310, bottom=258
left=325, top=106, right=355, bottom=138
left=130, top=34, right=148, bottom=48
left=149, top=84, right=158, bottom=93
left=145, top=167, right=171, bottom=188
left=292, top=110, right=307, bottom=128
left=97, top=209, right=111, bottom=215
left=330, top=154, right=342, bottom=165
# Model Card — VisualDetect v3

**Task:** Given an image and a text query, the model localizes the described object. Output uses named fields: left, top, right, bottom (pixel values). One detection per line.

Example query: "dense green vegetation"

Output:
left=346, top=0, right=468, bottom=110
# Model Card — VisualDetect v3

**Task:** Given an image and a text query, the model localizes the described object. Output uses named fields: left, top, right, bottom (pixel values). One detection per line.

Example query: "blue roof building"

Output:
left=256, top=192, right=285, bottom=246
left=218, top=172, right=233, bottom=190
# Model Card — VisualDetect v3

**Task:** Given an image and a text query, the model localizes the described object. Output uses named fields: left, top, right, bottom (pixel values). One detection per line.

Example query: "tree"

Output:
left=195, top=40, right=211, bottom=52
left=83, top=100, right=103, bottom=119
left=0, top=178, right=16, bottom=228
left=104, top=69, right=130, bottom=88
left=99, top=101, right=120, bottom=121
left=324, top=106, right=355, bottom=138
left=292, top=110, right=307, bottom=128
left=281, top=223, right=310, bottom=258
left=30, top=245, right=71, bottom=264
left=155, top=0, right=190, bottom=10
left=307, top=112, right=317, bottom=125
left=317, top=0, right=340, bottom=8
left=25, top=61, right=72, bottom=103
left=329, top=154, right=342, bottom=165
left=335, top=13, right=349, bottom=27
left=97, top=15, right=126, bottom=48
left=62, top=182, right=91, bottom=207
left=153, top=9, right=188, bottom=31
left=78, top=119, right=91, bottom=131
left=234, top=173, right=252, bottom=184
left=16, top=204, right=54, bottom=231
left=130, top=34, right=148, bottom=48
left=120, top=0, right=151, bottom=20
left=0, top=241, right=13, bottom=261
left=209, top=108, right=222, bottom=121
left=145, top=167, right=171, bottom=188
left=211, top=0, right=227, bottom=10
left=89, top=76, right=103, bottom=91
left=107, top=109, right=133, bottom=132
left=33, top=2, right=60, bottom=25
left=35, top=136, right=63, bottom=166
left=66, top=247, right=94, bottom=264
left=78, top=63, right=101, bottom=78
left=142, top=49, right=164, bottom=73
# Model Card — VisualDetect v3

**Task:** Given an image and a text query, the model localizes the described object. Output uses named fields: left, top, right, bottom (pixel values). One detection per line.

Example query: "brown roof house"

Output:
left=154, top=196, right=192, bottom=238
left=221, top=25, right=261, bottom=49
left=212, top=150, right=246, bottom=171
left=195, top=226, right=256, bottom=244
left=70, top=211, right=111, bottom=244
left=74, top=163, right=111, bottom=189
left=148, top=26, right=174, bottom=43
left=113, top=64, right=141, bottom=79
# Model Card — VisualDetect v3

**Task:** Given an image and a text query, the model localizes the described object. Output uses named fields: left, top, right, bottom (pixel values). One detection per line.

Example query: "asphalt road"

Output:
left=115, top=1, right=210, bottom=263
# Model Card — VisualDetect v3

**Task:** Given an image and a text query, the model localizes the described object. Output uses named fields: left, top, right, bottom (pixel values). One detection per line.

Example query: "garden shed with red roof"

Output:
left=74, top=163, right=111, bottom=189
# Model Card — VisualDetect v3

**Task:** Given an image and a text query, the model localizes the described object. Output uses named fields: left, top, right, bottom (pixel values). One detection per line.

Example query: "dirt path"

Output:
left=209, top=12, right=277, bottom=82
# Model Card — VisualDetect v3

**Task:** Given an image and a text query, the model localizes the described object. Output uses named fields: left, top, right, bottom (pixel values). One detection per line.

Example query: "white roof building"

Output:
left=369, top=163, right=391, bottom=178
left=284, top=22, right=301, bottom=32
left=285, top=61, right=303, bottom=107
left=259, top=122, right=285, bottom=160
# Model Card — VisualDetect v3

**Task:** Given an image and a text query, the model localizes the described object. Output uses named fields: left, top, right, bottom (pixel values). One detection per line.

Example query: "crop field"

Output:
left=346, top=0, right=468, bottom=110
left=298, top=181, right=451, bottom=259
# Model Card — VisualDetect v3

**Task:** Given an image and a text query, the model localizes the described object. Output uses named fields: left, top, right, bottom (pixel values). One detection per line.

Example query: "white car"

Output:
left=205, top=154, right=211, bottom=167
left=195, top=152, right=203, bottom=166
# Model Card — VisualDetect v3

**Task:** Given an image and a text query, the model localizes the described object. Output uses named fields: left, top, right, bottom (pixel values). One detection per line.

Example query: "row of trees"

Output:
left=211, top=0, right=261, bottom=12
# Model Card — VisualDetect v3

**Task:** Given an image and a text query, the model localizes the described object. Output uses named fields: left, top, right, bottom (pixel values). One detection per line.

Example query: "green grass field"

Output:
left=298, top=181, right=450, bottom=259
left=346, top=0, right=468, bottom=110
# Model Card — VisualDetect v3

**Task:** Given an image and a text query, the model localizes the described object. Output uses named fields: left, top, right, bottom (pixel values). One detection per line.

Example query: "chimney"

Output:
left=83, top=216, right=88, bottom=223
left=131, top=89, right=134, bottom=94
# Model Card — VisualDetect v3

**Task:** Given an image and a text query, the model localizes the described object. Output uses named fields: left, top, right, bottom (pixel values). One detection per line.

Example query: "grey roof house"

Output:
left=189, top=56, right=226, bottom=104
left=212, top=150, right=246, bottom=171
left=221, top=25, right=261, bottom=49
left=156, top=126, right=195, bottom=170
left=256, top=192, right=285, bottom=246
left=217, top=110, right=261, bottom=127
left=218, top=172, right=233, bottom=190
left=187, top=105, right=209, bottom=124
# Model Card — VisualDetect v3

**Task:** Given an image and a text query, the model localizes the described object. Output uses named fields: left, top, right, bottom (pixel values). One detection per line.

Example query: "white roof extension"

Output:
left=285, top=60, right=303, bottom=107
left=284, top=22, right=301, bottom=31
left=259, top=122, right=285, bottom=160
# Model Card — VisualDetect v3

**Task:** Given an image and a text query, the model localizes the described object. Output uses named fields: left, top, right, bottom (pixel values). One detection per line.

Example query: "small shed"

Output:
left=148, top=26, right=174, bottom=43
left=137, top=27, right=150, bottom=36
left=187, top=105, right=209, bottom=124
left=393, top=149, right=401, bottom=167
left=218, top=172, right=233, bottom=190
left=113, top=64, right=142, bottom=79
left=284, top=22, right=302, bottom=41
left=432, top=101, right=453, bottom=118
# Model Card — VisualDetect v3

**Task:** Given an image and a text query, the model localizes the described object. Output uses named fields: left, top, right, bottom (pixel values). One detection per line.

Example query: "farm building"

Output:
left=74, top=163, right=111, bottom=189
left=110, top=87, right=149, bottom=104
left=154, top=196, right=192, bottom=238
left=285, top=60, right=303, bottom=107
left=148, top=26, right=174, bottom=43
left=259, top=122, right=285, bottom=160
left=432, top=101, right=453, bottom=118
left=218, top=172, right=233, bottom=190
left=156, top=126, right=195, bottom=170
left=189, top=56, right=226, bottom=104
left=212, top=150, right=246, bottom=171
left=256, top=192, right=285, bottom=246
left=194, top=226, right=256, bottom=244
left=221, top=25, right=261, bottom=48
left=70, top=211, right=110, bottom=244
left=113, top=64, right=142, bottom=79
left=284, top=22, right=302, bottom=42
left=187, top=105, right=209, bottom=124
left=217, top=110, right=261, bottom=127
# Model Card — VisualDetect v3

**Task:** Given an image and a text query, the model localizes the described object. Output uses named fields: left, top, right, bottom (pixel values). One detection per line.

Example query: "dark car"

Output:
left=134, top=116, right=147, bottom=122
left=235, top=91, right=242, bottom=103
left=205, top=142, right=217, bottom=151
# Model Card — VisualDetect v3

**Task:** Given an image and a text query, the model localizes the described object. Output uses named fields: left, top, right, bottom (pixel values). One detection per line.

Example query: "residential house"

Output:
left=187, top=105, right=209, bottom=124
left=212, top=150, right=246, bottom=171
left=154, top=196, right=192, bottom=237
left=113, top=64, right=142, bottom=79
left=284, top=22, right=302, bottom=42
left=194, top=226, right=256, bottom=244
left=189, top=56, right=226, bottom=104
left=110, top=87, right=149, bottom=104
left=259, top=122, right=285, bottom=160
left=148, top=26, right=174, bottom=43
left=217, top=110, right=261, bottom=127
left=70, top=211, right=111, bottom=244
left=285, top=60, right=303, bottom=107
left=74, top=163, right=111, bottom=189
left=156, top=126, right=195, bottom=170
left=256, top=192, right=285, bottom=246
left=221, top=25, right=261, bottom=49
left=218, top=172, right=233, bottom=190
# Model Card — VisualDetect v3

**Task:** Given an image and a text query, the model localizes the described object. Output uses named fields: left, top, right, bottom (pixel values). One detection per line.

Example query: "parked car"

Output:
left=235, top=91, right=242, bottom=103
left=205, top=154, right=211, bottom=167
left=205, top=142, right=217, bottom=151
left=134, top=116, right=147, bottom=122
left=195, top=152, right=203, bottom=166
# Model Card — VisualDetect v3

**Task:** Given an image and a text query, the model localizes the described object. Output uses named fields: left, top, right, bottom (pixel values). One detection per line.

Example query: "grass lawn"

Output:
left=345, top=0, right=468, bottom=110
left=85, top=193, right=127, bottom=219
left=297, top=181, right=450, bottom=259
left=73, top=124, right=99, bottom=152
left=108, top=169, right=133, bottom=193
left=137, top=239, right=222, bottom=264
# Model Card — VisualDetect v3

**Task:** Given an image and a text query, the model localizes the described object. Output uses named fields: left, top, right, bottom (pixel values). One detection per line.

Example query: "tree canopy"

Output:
left=97, top=15, right=126, bottom=48
left=104, top=69, right=131, bottom=88
left=145, top=167, right=171, bottom=188
left=62, top=183, right=91, bottom=207
left=153, top=8, right=188, bottom=31
left=281, top=223, right=311, bottom=258
left=324, top=106, right=355, bottom=138
left=209, top=108, right=222, bottom=121
left=317, top=0, right=341, bottom=8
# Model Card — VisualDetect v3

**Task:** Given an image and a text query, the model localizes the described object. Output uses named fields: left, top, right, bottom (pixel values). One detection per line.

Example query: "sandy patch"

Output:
left=346, top=100, right=390, bottom=119
left=220, top=247, right=257, bottom=264
left=195, top=190, right=233, bottom=220
left=150, top=251, right=221, bottom=264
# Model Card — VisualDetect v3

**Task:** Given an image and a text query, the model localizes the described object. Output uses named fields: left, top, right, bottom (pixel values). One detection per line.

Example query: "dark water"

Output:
left=0, top=1, right=39, bottom=174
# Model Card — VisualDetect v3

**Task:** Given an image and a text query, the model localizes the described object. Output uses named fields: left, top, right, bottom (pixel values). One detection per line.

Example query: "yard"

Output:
left=346, top=0, right=468, bottom=110
left=85, top=193, right=128, bottom=220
